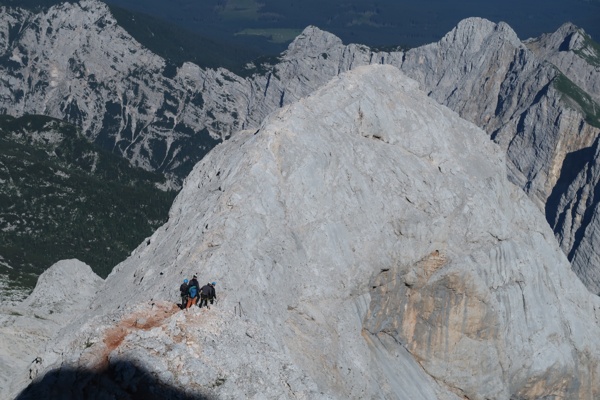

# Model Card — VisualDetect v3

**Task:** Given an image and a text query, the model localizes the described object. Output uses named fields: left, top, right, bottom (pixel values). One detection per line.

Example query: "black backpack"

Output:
left=180, top=283, right=188, bottom=295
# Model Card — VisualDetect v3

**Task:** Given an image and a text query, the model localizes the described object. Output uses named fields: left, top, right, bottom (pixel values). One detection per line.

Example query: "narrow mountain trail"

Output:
left=103, top=301, right=180, bottom=354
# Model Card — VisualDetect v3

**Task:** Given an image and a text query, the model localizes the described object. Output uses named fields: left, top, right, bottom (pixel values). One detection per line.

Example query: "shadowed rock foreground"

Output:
left=17, top=361, right=212, bottom=400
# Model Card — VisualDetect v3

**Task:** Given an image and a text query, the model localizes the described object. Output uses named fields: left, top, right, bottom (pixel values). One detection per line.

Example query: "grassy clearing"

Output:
left=574, top=30, right=600, bottom=67
left=554, top=72, right=600, bottom=128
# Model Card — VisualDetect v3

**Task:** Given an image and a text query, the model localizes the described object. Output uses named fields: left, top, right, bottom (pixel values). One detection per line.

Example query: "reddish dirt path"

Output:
left=98, top=301, right=180, bottom=368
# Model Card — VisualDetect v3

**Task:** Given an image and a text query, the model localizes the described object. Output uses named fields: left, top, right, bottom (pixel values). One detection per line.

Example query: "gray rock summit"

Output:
left=5, top=2, right=600, bottom=295
left=526, top=22, right=600, bottom=104
left=17, top=65, right=600, bottom=399
left=263, top=18, right=600, bottom=295
left=2, top=2, right=600, bottom=397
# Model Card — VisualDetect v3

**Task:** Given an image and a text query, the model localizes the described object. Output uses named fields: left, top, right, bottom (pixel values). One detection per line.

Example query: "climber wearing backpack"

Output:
left=179, top=279, right=189, bottom=309
left=186, top=275, right=200, bottom=309
left=199, top=282, right=217, bottom=309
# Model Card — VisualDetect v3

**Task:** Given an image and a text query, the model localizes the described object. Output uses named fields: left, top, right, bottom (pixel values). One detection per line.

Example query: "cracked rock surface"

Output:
left=15, top=65, right=600, bottom=400
left=3, top=2, right=599, bottom=293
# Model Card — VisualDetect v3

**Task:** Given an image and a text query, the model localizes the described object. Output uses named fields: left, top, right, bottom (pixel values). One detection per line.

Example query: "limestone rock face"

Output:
left=0, top=0, right=230, bottom=187
left=18, top=66, right=600, bottom=400
left=396, top=19, right=600, bottom=292
left=3, top=5, right=600, bottom=395
left=253, top=19, right=600, bottom=294
left=0, top=259, right=102, bottom=399
left=546, top=137, right=600, bottom=295
left=400, top=18, right=595, bottom=206
left=0, top=1, right=401, bottom=187
left=526, top=22, right=600, bottom=103
left=239, top=26, right=403, bottom=129
left=20, top=259, right=103, bottom=315
left=3, top=3, right=599, bottom=295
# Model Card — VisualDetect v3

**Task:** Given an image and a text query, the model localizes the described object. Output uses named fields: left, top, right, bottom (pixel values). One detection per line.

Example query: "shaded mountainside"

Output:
left=0, top=0, right=224, bottom=188
left=17, top=65, right=600, bottom=400
left=0, top=114, right=175, bottom=294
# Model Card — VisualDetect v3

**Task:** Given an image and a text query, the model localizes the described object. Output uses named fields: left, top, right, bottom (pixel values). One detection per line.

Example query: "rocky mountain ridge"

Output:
left=14, top=65, right=600, bottom=400
left=1, top=0, right=600, bottom=293
left=525, top=22, right=600, bottom=104
left=0, top=0, right=223, bottom=187
left=0, top=259, right=102, bottom=398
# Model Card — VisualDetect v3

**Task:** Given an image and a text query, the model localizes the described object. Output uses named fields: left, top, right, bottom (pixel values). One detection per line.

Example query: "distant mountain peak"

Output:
left=439, top=17, right=522, bottom=49
left=284, top=25, right=345, bottom=56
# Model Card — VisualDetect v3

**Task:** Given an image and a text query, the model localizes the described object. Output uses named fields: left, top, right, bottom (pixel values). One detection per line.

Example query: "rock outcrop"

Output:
left=8, top=2, right=599, bottom=295
left=525, top=22, right=600, bottom=104
left=2, top=4, right=600, bottom=395
left=0, top=259, right=102, bottom=399
left=545, top=136, right=600, bottom=295
left=17, top=66, right=600, bottom=400
left=248, top=19, right=600, bottom=294
left=395, top=19, right=600, bottom=292
left=0, top=0, right=226, bottom=187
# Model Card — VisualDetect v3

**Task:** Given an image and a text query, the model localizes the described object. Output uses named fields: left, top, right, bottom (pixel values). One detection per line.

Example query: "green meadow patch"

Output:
left=554, top=73, right=600, bottom=128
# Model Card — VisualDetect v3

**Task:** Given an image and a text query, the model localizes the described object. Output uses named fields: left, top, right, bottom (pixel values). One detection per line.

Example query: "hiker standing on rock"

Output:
left=179, top=279, right=189, bottom=309
left=199, top=282, right=216, bottom=309
left=186, top=275, right=200, bottom=309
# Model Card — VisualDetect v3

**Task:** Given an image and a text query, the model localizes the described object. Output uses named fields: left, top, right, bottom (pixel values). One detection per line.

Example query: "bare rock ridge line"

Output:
left=13, top=65, right=600, bottom=399
left=0, top=260, right=102, bottom=398
left=1, top=0, right=600, bottom=292
left=525, top=22, right=600, bottom=105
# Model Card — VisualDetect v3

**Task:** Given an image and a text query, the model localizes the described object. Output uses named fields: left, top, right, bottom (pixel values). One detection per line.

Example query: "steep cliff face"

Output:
left=2, top=2, right=597, bottom=228
left=400, top=19, right=597, bottom=207
left=0, top=8, right=600, bottom=398
left=525, top=22, right=600, bottom=104
left=190, top=19, right=600, bottom=296
left=17, top=66, right=600, bottom=400
left=546, top=136, right=600, bottom=295
left=0, top=0, right=227, bottom=186
left=246, top=20, right=600, bottom=294
left=395, top=20, right=600, bottom=292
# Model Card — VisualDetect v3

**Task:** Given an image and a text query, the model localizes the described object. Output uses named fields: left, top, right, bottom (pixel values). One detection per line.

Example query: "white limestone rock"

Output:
left=546, top=137, right=600, bottom=295
left=0, top=259, right=102, bottom=399
left=0, top=2, right=401, bottom=188
left=397, top=18, right=600, bottom=294
left=0, top=0, right=235, bottom=187
left=21, top=259, right=103, bottom=316
left=19, top=66, right=600, bottom=400
left=2, top=5, right=600, bottom=394
left=3, top=4, right=599, bottom=295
